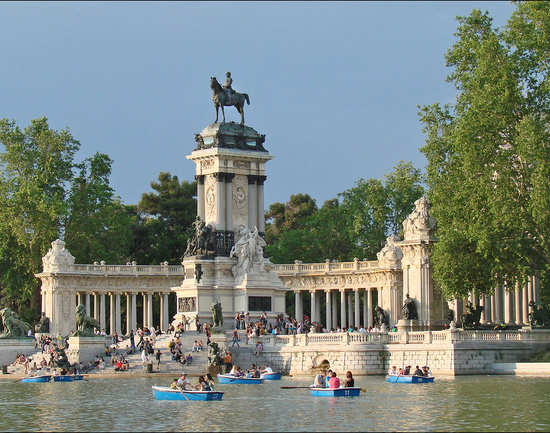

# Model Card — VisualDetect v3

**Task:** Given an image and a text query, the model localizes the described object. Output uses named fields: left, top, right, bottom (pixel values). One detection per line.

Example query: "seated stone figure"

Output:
left=72, top=304, right=100, bottom=337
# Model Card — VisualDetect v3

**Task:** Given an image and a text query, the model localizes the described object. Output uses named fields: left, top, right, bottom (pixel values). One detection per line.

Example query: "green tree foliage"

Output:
left=419, top=3, right=550, bottom=300
left=265, top=161, right=424, bottom=263
left=64, top=153, right=134, bottom=264
left=0, top=117, right=79, bottom=319
left=134, top=172, right=196, bottom=264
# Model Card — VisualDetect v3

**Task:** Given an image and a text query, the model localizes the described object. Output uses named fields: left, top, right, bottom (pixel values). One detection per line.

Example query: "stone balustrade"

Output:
left=245, top=329, right=550, bottom=348
left=55, top=263, right=184, bottom=275
left=271, top=260, right=379, bottom=274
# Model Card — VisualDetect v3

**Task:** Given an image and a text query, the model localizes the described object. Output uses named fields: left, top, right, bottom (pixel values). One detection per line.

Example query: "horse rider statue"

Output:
left=223, top=72, right=236, bottom=100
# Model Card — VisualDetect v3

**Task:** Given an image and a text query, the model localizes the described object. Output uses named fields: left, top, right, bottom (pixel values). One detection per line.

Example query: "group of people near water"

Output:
left=226, top=363, right=272, bottom=378
left=388, top=365, right=433, bottom=377
left=170, top=373, right=216, bottom=391
left=312, top=370, right=355, bottom=388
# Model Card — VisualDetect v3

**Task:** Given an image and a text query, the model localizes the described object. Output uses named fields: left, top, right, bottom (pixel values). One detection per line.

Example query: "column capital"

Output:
left=213, top=172, right=226, bottom=182
left=248, top=174, right=259, bottom=184
left=257, top=175, right=267, bottom=185
left=225, top=173, right=235, bottom=183
left=195, top=174, right=205, bottom=184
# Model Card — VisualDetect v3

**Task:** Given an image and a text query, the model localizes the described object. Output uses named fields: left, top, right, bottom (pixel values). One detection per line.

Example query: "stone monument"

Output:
left=172, top=74, right=287, bottom=329
left=66, top=305, right=106, bottom=365
left=0, top=308, right=35, bottom=367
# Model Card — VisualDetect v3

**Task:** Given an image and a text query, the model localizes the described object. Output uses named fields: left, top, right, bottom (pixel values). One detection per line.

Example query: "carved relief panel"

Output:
left=205, top=174, right=217, bottom=225
left=232, top=174, right=248, bottom=230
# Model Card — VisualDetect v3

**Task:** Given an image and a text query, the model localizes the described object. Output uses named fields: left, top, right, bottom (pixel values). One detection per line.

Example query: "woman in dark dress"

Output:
left=344, top=371, right=354, bottom=387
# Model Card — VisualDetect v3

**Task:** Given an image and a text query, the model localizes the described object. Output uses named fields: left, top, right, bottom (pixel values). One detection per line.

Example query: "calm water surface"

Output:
left=0, top=376, right=549, bottom=431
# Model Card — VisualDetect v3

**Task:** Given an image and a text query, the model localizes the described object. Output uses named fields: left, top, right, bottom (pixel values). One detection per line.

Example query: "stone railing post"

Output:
left=304, top=334, right=308, bottom=346
left=325, top=259, right=330, bottom=272
left=400, top=330, right=408, bottom=344
left=345, top=332, right=350, bottom=345
left=427, top=331, right=432, bottom=344
left=291, top=334, right=296, bottom=346
left=354, top=257, right=359, bottom=270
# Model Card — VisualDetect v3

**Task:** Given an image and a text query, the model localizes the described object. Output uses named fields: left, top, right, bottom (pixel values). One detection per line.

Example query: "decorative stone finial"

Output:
left=402, top=196, right=437, bottom=241
left=42, top=239, right=75, bottom=272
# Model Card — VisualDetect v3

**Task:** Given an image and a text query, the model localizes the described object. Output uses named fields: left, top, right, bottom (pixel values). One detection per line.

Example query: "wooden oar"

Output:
left=280, top=386, right=313, bottom=389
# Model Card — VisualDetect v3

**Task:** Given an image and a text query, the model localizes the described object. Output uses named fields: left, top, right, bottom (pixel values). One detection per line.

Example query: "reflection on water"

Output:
left=0, top=376, right=549, bottom=432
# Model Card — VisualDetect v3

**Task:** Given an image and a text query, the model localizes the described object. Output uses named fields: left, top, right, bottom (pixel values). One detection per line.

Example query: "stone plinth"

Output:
left=0, top=338, right=36, bottom=367
left=66, top=336, right=106, bottom=365
left=397, top=319, right=423, bottom=332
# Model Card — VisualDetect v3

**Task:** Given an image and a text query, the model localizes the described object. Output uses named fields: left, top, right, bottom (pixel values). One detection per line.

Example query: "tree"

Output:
left=135, top=172, right=196, bottom=264
left=0, top=117, right=79, bottom=320
left=64, top=153, right=134, bottom=264
left=419, top=3, right=550, bottom=300
left=265, top=193, right=317, bottom=245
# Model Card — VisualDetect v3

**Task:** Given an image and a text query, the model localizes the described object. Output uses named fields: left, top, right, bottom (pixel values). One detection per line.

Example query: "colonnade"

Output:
left=75, top=291, right=171, bottom=336
left=294, top=288, right=381, bottom=330
left=452, top=276, right=540, bottom=325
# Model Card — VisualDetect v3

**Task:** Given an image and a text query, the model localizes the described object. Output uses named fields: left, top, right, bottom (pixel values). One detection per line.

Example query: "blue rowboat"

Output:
left=21, top=375, right=51, bottom=383
left=261, top=372, right=282, bottom=381
left=385, top=375, right=435, bottom=384
left=53, top=375, right=74, bottom=382
left=152, top=386, right=224, bottom=401
left=310, top=387, right=361, bottom=397
left=217, top=374, right=263, bottom=384
left=72, top=375, right=84, bottom=381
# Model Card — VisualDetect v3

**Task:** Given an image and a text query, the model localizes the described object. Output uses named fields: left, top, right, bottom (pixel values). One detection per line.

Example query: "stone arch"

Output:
left=312, top=354, right=331, bottom=370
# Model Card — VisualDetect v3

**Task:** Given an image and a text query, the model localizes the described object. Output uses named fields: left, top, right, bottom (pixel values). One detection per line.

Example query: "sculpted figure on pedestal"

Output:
left=72, top=304, right=100, bottom=337
left=210, top=74, right=250, bottom=125
left=42, top=239, right=75, bottom=272
left=374, top=306, right=389, bottom=328
left=461, top=301, right=483, bottom=329
left=377, top=235, right=403, bottom=265
left=210, top=300, right=223, bottom=329
left=185, top=216, right=213, bottom=257
left=230, top=225, right=266, bottom=279
left=0, top=308, right=31, bottom=338
left=402, top=196, right=437, bottom=240
left=35, top=312, right=50, bottom=334
left=401, top=294, right=418, bottom=320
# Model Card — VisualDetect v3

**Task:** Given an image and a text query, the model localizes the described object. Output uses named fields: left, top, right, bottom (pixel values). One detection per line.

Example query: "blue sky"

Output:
left=0, top=1, right=516, bottom=208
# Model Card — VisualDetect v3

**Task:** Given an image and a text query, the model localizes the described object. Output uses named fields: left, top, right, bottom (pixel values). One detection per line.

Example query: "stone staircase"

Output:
left=7, top=331, right=211, bottom=377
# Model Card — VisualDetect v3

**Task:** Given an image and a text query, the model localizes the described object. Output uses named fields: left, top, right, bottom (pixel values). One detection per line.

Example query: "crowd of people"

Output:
left=312, top=370, right=355, bottom=388
left=388, top=365, right=433, bottom=377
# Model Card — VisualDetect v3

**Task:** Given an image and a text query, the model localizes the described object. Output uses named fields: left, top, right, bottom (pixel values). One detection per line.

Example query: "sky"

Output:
left=0, top=1, right=516, bottom=209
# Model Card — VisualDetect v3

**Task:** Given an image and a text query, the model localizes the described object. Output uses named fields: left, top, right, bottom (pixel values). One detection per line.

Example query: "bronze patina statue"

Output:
left=210, top=301, right=223, bottom=329
left=529, top=300, right=550, bottom=328
left=0, top=307, right=32, bottom=338
left=402, top=294, right=418, bottom=321
left=35, top=312, right=50, bottom=334
left=374, top=306, right=389, bottom=328
left=72, top=304, right=100, bottom=337
left=185, top=216, right=213, bottom=257
left=461, top=301, right=484, bottom=329
left=210, top=74, right=250, bottom=125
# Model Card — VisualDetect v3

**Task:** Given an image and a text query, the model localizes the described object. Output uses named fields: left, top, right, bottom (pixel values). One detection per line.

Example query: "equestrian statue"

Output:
left=210, top=72, right=250, bottom=125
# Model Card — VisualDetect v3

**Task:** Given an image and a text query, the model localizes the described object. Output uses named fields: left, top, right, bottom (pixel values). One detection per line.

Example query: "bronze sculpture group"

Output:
left=210, top=73, right=250, bottom=125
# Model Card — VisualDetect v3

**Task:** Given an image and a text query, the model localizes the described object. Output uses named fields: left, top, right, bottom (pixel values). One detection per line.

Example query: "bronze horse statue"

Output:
left=210, top=76, right=250, bottom=125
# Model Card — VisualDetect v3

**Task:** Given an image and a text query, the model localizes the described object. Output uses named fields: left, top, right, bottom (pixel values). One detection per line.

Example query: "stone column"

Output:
left=522, top=281, right=529, bottom=325
left=142, top=293, right=148, bottom=328
left=479, top=295, right=486, bottom=324
left=515, top=283, right=522, bottom=325
left=310, top=291, right=316, bottom=325
left=100, top=293, right=106, bottom=332
left=331, top=291, right=338, bottom=330
left=147, top=293, right=153, bottom=330
left=490, top=294, right=496, bottom=324
left=85, top=293, right=91, bottom=317
left=504, top=286, right=512, bottom=325
left=454, top=298, right=463, bottom=325
left=196, top=175, right=205, bottom=220
left=115, top=294, right=121, bottom=335
left=295, top=291, right=303, bottom=322
left=325, top=290, right=332, bottom=331
left=215, top=173, right=226, bottom=230
left=354, top=289, right=360, bottom=328
left=340, top=290, right=346, bottom=329
left=94, top=293, right=100, bottom=322
left=163, top=293, right=169, bottom=332
left=110, top=293, right=116, bottom=335
left=315, top=290, right=321, bottom=323
left=367, top=289, right=373, bottom=329
left=248, top=175, right=258, bottom=229
left=131, top=293, right=137, bottom=332
left=362, top=290, right=368, bottom=329
left=257, top=176, right=267, bottom=233
left=533, top=274, right=540, bottom=303
left=126, top=293, right=131, bottom=335
left=494, top=286, right=503, bottom=324
left=484, top=295, right=491, bottom=324
left=377, top=288, right=382, bottom=308
left=347, top=293, right=353, bottom=328
left=225, top=174, right=234, bottom=234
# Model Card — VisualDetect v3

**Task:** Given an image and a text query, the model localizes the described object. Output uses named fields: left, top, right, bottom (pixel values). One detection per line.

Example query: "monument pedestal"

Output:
left=397, top=319, right=424, bottom=332
left=0, top=338, right=36, bottom=367
left=66, top=336, right=106, bottom=365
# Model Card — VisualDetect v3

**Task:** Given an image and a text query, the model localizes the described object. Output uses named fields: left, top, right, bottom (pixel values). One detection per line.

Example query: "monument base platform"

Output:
left=66, top=336, right=106, bottom=365
left=0, top=338, right=36, bottom=367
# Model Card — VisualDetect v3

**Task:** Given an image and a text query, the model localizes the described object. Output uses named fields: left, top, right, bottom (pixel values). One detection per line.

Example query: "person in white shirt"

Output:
left=177, top=374, right=191, bottom=390
left=261, top=365, right=273, bottom=374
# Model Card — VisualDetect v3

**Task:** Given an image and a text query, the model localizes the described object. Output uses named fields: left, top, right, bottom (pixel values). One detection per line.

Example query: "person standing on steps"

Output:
left=155, top=349, right=161, bottom=371
left=129, top=330, right=136, bottom=354
left=231, top=328, right=240, bottom=349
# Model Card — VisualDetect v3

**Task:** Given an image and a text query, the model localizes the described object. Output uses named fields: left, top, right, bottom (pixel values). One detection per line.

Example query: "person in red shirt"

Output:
left=328, top=372, right=340, bottom=389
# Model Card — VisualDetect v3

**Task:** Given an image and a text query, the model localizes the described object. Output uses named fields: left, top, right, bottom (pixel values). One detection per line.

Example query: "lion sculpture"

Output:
left=72, top=304, right=100, bottom=337
left=0, top=307, right=32, bottom=338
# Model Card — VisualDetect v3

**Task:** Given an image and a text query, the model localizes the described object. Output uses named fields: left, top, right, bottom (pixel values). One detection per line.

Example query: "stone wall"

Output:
left=228, top=329, right=550, bottom=376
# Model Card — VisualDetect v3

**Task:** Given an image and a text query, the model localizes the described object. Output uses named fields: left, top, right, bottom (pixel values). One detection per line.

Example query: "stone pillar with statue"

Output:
left=171, top=72, right=287, bottom=329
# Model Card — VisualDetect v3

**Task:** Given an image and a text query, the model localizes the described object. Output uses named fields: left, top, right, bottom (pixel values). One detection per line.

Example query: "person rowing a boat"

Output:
left=389, top=366, right=398, bottom=376
left=413, top=365, right=423, bottom=376
left=177, top=373, right=191, bottom=390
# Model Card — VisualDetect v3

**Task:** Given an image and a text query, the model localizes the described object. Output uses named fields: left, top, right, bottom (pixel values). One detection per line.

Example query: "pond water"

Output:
left=0, top=375, right=549, bottom=432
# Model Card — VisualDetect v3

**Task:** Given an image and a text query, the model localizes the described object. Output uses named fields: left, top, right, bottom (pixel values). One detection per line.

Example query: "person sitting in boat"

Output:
left=313, top=372, right=325, bottom=388
left=404, top=365, right=411, bottom=375
left=177, top=374, right=191, bottom=390
left=261, top=365, right=273, bottom=374
left=194, top=376, right=211, bottom=391
left=170, top=378, right=179, bottom=390
left=324, top=369, right=333, bottom=388
left=247, top=364, right=260, bottom=378
left=328, top=372, right=340, bottom=389
left=389, top=366, right=398, bottom=376
left=204, top=373, right=215, bottom=390
left=413, top=365, right=423, bottom=376
left=343, top=371, right=354, bottom=388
